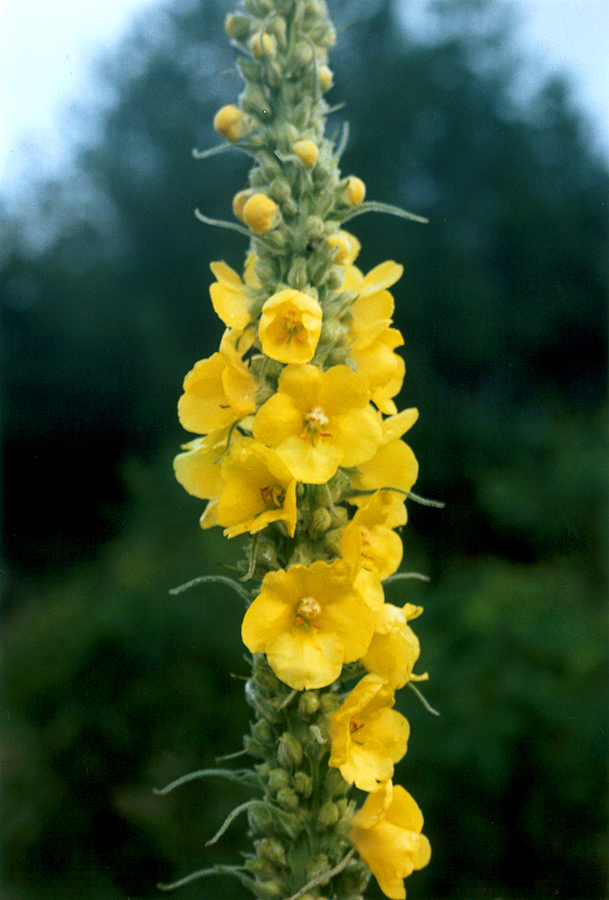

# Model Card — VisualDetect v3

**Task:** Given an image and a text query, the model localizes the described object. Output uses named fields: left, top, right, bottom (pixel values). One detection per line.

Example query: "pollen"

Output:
left=306, top=406, right=329, bottom=430
left=295, top=596, right=322, bottom=626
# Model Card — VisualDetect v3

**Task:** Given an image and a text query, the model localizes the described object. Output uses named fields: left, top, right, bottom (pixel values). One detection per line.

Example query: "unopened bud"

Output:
left=248, top=802, right=274, bottom=836
left=241, top=83, right=272, bottom=118
left=251, top=720, right=274, bottom=746
left=250, top=31, right=277, bottom=58
left=306, top=215, right=325, bottom=240
left=293, top=139, right=318, bottom=168
left=326, top=267, right=345, bottom=291
left=276, top=787, right=300, bottom=810
left=318, top=64, right=333, bottom=91
left=309, top=507, right=333, bottom=538
left=233, top=189, right=253, bottom=222
left=257, top=878, right=284, bottom=900
left=243, top=194, right=280, bottom=234
left=269, top=176, right=291, bottom=203
left=225, top=13, right=251, bottom=41
left=255, top=256, right=279, bottom=285
left=324, top=766, right=349, bottom=798
left=243, top=735, right=266, bottom=757
left=287, top=257, right=309, bottom=290
left=277, top=732, right=303, bottom=768
left=267, top=767, right=291, bottom=794
left=327, top=230, right=360, bottom=264
left=213, top=105, right=243, bottom=143
left=257, top=838, right=288, bottom=867
left=298, top=690, right=320, bottom=717
left=320, top=692, right=341, bottom=714
left=289, top=40, right=313, bottom=72
left=317, top=800, right=340, bottom=829
left=344, top=176, right=366, bottom=206
left=293, top=771, right=313, bottom=797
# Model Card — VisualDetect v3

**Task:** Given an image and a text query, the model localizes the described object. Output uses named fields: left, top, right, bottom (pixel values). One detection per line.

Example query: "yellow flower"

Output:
left=339, top=491, right=405, bottom=609
left=173, top=428, right=228, bottom=500
left=243, top=193, right=280, bottom=234
left=241, top=561, right=375, bottom=690
left=213, top=104, right=243, bottom=143
left=327, top=229, right=361, bottom=264
left=347, top=259, right=403, bottom=342
left=292, top=139, right=319, bottom=168
left=318, top=64, right=333, bottom=91
left=259, top=289, right=323, bottom=364
left=249, top=31, right=277, bottom=58
left=209, top=261, right=253, bottom=332
left=217, top=437, right=297, bottom=538
left=253, top=364, right=382, bottom=484
left=178, top=331, right=257, bottom=435
left=350, top=782, right=431, bottom=899
left=345, top=175, right=366, bottom=206
left=233, top=189, right=252, bottom=223
left=328, top=674, right=409, bottom=791
left=362, top=603, right=423, bottom=689
left=351, top=408, right=419, bottom=507
left=350, top=327, right=405, bottom=415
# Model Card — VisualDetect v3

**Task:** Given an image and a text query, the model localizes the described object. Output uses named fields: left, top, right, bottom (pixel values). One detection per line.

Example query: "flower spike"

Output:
left=171, top=1, right=435, bottom=898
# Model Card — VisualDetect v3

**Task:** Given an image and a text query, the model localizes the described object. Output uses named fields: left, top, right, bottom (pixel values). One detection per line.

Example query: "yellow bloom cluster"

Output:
left=172, top=1, right=432, bottom=897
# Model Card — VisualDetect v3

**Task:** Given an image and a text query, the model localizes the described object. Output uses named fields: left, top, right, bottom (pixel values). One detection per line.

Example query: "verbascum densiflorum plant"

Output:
left=159, top=1, right=439, bottom=898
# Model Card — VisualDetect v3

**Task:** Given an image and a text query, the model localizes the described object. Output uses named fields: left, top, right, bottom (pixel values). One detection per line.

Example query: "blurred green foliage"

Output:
left=1, top=0, right=607, bottom=897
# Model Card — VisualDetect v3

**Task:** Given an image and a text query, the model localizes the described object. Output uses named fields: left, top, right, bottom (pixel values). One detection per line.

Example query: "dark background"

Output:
left=1, top=0, right=607, bottom=897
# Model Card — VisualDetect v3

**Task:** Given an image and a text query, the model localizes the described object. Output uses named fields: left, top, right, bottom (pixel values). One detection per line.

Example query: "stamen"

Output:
left=295, top=595, right=322, bottom=628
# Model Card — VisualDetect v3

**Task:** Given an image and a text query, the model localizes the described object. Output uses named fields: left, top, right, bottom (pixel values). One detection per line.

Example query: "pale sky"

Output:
left=0, top=0, right=607, bottom=200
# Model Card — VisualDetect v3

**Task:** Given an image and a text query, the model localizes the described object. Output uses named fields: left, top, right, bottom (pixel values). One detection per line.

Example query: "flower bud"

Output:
left=277, top=732, right=304, bottom=768
left=298, top=690, right=320, bottom=717
left=287, top=256, right=309, bottom=290
left=251, top=719, right=275, bottom=746
left=324, top=766, right=349, bottom=798
left=243, top=735, right=266, bottom=758
left=289, top=41, right=314, bottom=73
left=327, top=230, right=360, bottom=264
left=326, top=266, right=345, bottom=291
left=257, top=837, right=288, bottom=866
left=238, top=56, right=264, bottom=82
left=267, top=767, right=291, bottom=794
left=243, top=194, right=280, bottom=234
left=344, top=175, right=366, bottom=206
left=320, top=692, right=341, bottom=714
left=309, top=506, right=333, bottom=537
left=241, top=83, right=272, bottom=118
left=317, top=64, right=333, bottom=91
left=245, top=856, right=275, bottom=877
left=250, top=31, right=277, bottom=58
left=293, top=139, right=318, bottom=168
left=257, top=879, right=284, bottom=900
left=233, top=189, right=253, bottom=222
left=225, top=13, right=251, bottom=41
left=258, top=151, right=282, bottom=181
left=276, top=786, right=300, bottom=810
left=306, top=215, right=325, bottom=240
left=244, top=0, right=273, bottom=13
left=293, top=771, right=313, bottom=797
left=213, top=105, right=243, bottom=143
left=316, top=800, right=340, bottom=829
left=269, top=177, right=292, bottom=204
left=252, top=655, right=282, bottom=689
left=303, top=723, right=328, bottom=760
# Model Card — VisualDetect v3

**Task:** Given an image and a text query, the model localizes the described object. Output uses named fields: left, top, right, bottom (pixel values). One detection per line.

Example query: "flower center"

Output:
left=349, top=715, right=366, bottom=744
left=278, top=311, right=306, bottom=345
left=359, top=527, right=376, bottom=570
left=300, top=406, right=332, bottom=444
left=260, top=484, right=285, bottom=509
left=295, top=595, right=322, bottom=628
